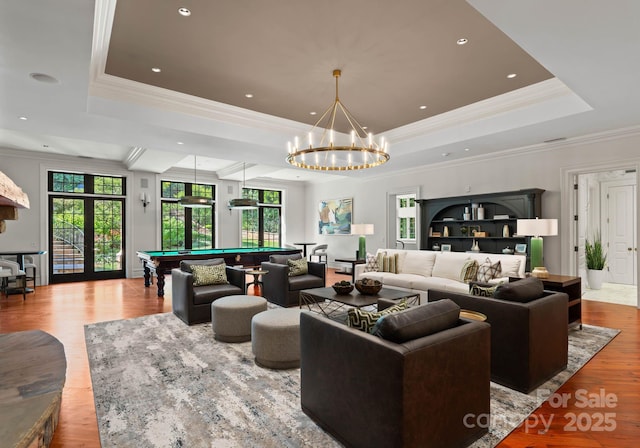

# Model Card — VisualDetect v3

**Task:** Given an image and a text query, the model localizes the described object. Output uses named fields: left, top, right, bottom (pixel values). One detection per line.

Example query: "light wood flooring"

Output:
left=1, top=270, right=638, bottom=447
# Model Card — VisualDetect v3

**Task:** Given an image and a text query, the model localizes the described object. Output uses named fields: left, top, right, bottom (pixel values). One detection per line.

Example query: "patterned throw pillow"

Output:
left=287, top=258, right=308, bottom=277
left=191, top=264, right=229, bottom=286
left=460, top=259, right=479, bottom=283
left=364, top=253, right=379, bottom=272
left=477, top=258, right=502, bottom=282
left=347, top=301, right=408, bottom=333
left=469, top=283, right=498, bottom=297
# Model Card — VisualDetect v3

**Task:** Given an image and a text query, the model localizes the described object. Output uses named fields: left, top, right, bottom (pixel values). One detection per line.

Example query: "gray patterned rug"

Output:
left=85, top=313, right=618, bottom=448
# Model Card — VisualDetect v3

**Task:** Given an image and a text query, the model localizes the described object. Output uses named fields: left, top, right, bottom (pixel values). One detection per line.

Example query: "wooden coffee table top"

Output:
left=300, top=286, right=412, bottom=308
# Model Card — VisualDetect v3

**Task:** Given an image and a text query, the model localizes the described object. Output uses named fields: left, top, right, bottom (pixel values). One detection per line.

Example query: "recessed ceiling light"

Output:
left=29, top=72, right=59, bottom=84
left=18, top=116, right=27, bottom=120
left=457, top=38, right=468, bottom=45
left=362, top=126, right=368, bottom=130
left=419, top=105, right=427, bottom=110
left=464, top=148, right=470, bottom=152
left=310, top=111, right=317, bottom=116
left=178, top=7, right=191, bottom=16
left=507, top=73, right=517, bottom=79
left=151, top=67, right=162, bottom=73
left=177, top=141, right=184, bottom=145
left=442, top=152, right=450, bottom=157
left=245, top=93, right=254, bottom=98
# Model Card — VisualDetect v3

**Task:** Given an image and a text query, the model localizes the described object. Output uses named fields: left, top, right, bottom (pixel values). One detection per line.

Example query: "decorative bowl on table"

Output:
left=332, top=282, right=354, bottom=295
left=355, top=278, right=383, bottom=295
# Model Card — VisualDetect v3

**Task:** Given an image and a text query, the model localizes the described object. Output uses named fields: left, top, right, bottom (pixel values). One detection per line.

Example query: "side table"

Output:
left=246, top=269, right=268, bottom=295
left=540, top=274, right=582, bottom=330
left=334, top=258, right=365, bottom=283
left=512, top=274, right=582, bottom=329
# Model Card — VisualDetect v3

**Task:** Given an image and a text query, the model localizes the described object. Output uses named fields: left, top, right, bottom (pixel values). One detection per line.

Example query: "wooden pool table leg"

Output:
left=156, top=270, right=166, bottom=297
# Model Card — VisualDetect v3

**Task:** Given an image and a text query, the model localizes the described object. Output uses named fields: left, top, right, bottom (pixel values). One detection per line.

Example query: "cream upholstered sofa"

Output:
left=354, top=249, right=526, bottom=303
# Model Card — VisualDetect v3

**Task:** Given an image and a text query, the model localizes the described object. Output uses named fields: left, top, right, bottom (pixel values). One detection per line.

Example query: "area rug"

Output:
left=85, top=313, right=619, bottom=448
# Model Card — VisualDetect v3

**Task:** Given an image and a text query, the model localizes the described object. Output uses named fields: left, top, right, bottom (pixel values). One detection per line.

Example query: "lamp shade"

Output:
left=351, top=224, right=374, bottom=235
left=516, top=219, right=558, bottom=237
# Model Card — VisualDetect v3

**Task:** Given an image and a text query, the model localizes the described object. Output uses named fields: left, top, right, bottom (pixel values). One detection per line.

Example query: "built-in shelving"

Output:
left=417, top=189, right=545, bottom=270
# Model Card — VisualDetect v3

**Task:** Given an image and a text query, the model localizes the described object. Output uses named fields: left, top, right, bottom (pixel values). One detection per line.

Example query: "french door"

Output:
left=49, top=196, right=125, bottom=283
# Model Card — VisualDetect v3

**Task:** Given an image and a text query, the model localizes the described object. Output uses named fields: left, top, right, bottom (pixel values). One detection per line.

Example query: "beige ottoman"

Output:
left=211, top=295, right=268, bottom=342
left=251, top=308, right=302, bottom=369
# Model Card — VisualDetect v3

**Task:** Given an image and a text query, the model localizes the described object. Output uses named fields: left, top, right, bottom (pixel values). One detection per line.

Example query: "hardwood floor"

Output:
left=1, top=271, right=638, bottom=447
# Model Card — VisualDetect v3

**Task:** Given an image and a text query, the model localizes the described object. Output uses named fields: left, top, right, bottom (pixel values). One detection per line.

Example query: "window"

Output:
left=241, top=188, right=282, bottom=248
left=161, top=180, right=215, bottom=250
left=397, top=194, right=416, bottom=242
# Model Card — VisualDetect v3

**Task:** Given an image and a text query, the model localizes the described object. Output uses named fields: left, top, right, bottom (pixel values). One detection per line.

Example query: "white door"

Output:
left=603, top=182, right=636, bottom=285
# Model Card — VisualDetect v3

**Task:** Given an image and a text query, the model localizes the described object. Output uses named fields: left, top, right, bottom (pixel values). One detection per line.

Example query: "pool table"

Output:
left=136, top=247, right=301, bottom=296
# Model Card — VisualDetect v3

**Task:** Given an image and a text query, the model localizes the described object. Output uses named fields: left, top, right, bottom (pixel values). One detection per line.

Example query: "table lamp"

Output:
left=351, top=224, right=374, bottom=259
left=516, top=218, right=558, bottom=278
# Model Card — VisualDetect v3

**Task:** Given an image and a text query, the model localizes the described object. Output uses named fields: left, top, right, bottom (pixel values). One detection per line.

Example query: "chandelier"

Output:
left=179, top=155, right=213, bottom=208
left=286, top=69, right=389, bottom=171
left=228, top=162, right=258, bottom=209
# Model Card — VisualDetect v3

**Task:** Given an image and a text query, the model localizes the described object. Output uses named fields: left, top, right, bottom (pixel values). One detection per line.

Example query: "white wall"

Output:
left=2, top=127, right=640, bottom=285
left=305, top=129, right=640, bottom=278
left=0, top=148, right=307, bottom=284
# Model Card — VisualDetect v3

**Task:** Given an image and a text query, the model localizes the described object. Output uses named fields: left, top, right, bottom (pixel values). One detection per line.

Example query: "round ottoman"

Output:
left=251, top=308, right=302, bottom=369
left=211, top=295, right=267, bottom=342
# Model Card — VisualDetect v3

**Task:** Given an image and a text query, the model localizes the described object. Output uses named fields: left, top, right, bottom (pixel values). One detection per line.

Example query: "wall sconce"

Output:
left=140, top=193, right=150, bottom=212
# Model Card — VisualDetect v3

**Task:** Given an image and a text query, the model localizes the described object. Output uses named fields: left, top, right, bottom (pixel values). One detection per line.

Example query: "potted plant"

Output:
left=585, top=231, right=607, bottom=290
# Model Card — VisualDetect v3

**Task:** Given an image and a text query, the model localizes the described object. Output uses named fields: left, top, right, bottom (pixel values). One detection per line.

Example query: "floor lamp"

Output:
left=351, top=224, right=374, bottom=259
left=516, top=218, right=558, bottom=278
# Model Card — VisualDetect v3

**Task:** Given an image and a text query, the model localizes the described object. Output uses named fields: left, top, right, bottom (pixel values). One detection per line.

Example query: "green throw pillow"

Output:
left=287, top=258, right=308, bottom=276
left=469, top=283, right=498, bottom=297
left=347, top=301, right=408, bottom=333
left=191, top=264, right=229, bottom=286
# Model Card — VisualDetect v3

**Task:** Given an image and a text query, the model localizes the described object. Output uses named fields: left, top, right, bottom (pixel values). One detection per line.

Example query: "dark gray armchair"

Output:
left=171, top=258, right=246, bottom=325
left=428, top=277, right=568, bottom=393
left=260, top=253, right=326, bottom=307
left=301, top=300, right=491, bottom=448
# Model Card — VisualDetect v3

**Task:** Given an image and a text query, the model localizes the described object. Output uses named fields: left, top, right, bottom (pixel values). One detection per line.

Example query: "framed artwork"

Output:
left=318, top=198, right=352, bottom=235
left=515, top=243, right=527, bottom=254
left=440, top=244, right=451, bottom=252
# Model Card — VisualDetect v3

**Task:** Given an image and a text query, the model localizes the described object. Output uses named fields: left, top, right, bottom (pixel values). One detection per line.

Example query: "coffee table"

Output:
left=299, top=286, right=419, bottom=320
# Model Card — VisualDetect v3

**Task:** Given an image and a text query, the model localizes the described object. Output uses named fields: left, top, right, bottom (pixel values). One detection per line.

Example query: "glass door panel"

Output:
left=50, top=196, right=125, bottom=282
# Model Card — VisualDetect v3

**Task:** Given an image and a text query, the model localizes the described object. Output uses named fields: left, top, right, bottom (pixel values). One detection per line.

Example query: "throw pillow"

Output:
left=372, top=299, right=461, bottom=343
left=477, top=257, right=502, bottom=282
left=493, top=277, right=545, bottom=303
left=377, top=252, right=399, bottom=274
left=347, top=301, right=408, bottom=333
left=287, top=258, right=308, bottom=276
left=191, top=263, right=229, bottom=286
left=364, top=252, right=379, bottom=272
left=469, top=283, right=498, bottom=297
left=460, top=259, right=479, bottom=283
